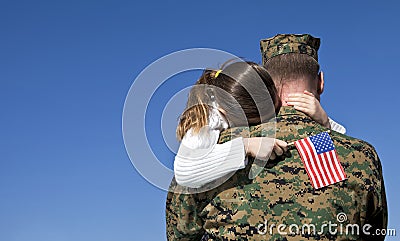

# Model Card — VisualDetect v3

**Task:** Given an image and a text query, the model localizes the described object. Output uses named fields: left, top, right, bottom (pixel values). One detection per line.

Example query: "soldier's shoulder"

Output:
left=218, top=126, right=250, bottom=143
left=331, top=130, right=379, bottom=163
left=331, top=131, right=384, bottom=194
left=332, top=130, right=377, bottom=150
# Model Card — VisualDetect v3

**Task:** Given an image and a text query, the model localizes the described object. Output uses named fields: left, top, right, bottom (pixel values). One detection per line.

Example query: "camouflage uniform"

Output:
left=166, top=34, right=387, bottom=240
left=166, top=107, right=387, bottom=240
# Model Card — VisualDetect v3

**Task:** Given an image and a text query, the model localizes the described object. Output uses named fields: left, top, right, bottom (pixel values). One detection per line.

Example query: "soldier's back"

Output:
left=198, top=107, right=387, bottom=241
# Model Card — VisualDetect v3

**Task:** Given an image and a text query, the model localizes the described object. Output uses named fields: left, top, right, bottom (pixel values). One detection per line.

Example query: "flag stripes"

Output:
left=294, top=132, right=346, bottom=189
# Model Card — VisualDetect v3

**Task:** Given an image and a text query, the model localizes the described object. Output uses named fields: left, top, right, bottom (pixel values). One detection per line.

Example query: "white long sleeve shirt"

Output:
left=174, top=110, right=346, bottom=188
left=174, top=108, right=246, bottom=188
left=329, top=117, right=346, bottom=134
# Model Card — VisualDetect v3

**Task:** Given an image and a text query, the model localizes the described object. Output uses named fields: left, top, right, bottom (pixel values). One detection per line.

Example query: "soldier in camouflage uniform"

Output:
left=166, top=34, right=387, bottom=240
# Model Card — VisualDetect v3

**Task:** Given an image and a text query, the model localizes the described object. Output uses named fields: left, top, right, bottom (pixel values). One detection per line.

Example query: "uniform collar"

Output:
left=274, top=106, right=328, bottom=142
left=277, top=106, right=310, bottom=118
left=277, top=106, right=307, bottom=116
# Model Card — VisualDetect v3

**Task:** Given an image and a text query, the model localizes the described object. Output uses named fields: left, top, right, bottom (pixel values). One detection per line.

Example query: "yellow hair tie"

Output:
left=214, top=70, right=222, bottom=78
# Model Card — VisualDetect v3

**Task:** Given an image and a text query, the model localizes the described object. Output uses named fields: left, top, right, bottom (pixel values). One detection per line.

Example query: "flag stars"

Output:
left=294, top=131, right=346, bottom=189
left=310, top=132, right=335, bottom=155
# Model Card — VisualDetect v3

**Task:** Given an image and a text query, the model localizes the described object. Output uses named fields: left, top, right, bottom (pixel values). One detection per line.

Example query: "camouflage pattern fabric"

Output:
left=166, top=107, right=387, bottom=241
left=260, top=34, right=320, bottom=65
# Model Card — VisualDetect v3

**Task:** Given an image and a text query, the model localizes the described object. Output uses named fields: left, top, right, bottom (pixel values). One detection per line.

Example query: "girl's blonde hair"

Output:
left=176, top=70, right=218, bottom=141
left=176, top=61, right=280, bottom=141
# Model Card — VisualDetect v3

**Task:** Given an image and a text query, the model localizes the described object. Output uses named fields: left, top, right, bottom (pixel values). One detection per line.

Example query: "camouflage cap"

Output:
left=260, top=34, right=320, bottom=65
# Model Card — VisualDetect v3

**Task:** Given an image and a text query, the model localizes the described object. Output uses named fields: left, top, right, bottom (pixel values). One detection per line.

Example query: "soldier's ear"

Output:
left=317, top=71, right=324, bottom=95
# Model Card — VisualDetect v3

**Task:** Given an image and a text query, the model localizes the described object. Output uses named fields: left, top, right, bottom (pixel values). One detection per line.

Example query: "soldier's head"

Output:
left=260, top=34, right=324, bottom=104
left=176, top=61, right=279, bottom=140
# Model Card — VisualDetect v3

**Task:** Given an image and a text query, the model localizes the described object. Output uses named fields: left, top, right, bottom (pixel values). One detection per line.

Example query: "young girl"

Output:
left=174, top=61, right=345, bottom=188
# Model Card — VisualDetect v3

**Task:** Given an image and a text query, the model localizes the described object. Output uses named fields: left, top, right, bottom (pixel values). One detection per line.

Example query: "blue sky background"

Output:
left=1, top=1, right=400, bottom=240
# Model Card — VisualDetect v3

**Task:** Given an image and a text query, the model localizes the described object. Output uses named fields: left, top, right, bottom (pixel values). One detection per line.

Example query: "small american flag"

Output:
left=294, top=132, right=346, bottom=189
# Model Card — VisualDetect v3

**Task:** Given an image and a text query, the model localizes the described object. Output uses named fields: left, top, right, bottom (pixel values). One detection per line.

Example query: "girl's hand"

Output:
left=243, top=137, right=288, bottom=161
left=286, top=90, right=331, bottom=128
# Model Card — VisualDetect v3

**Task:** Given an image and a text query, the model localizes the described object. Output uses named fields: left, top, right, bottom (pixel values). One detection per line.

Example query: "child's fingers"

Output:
left=273, top=144, right=285, bottom=156
left=288, top=92, right=314, bottom=98
left=286, top=101, right=309, bottom=109
left=303, top=90, right=314, bottom=97
left=287, top=93, right=308, bottom=99
left=286, top=94, right=313, bottom=103
left=286, top=95, right=307, bottom=101
left=275, top=139, right=288, bottom=152
left=275, top=139, right=287, bottom=147
left=286, top=98, right=309, bottom=106
left=292, top=105, right=309, bottom=114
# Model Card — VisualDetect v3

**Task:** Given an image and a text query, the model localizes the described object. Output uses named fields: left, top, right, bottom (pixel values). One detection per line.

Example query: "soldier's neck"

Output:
left=277, top=81, right=318, bottom=106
